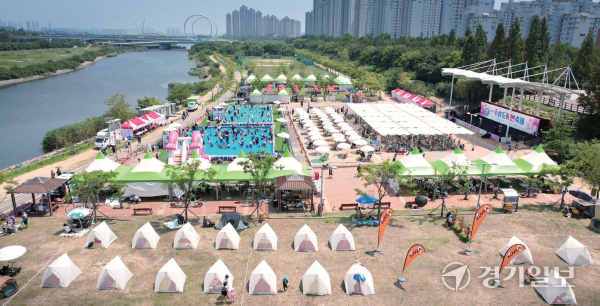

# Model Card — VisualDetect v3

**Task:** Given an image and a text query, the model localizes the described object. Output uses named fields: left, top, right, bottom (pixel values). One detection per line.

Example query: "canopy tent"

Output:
left=472, top=147, right=529, bottom=176
left=274, top=151, right=303, bottom=173
left=185, top=151, right=212, bottom=171
left=132, top=222, right=161, bottom=249
left=430, top=148, right=482, bottom=175
left=302, top=261, right=331, bottom=295
left=250, top=89, right=262, bottom=96
left=278, top=89, right=290, bottom=103
left=217, top=151, right=252, bottom=182
left=215, top=223, right=241, bottom=250
left=534, top=269, right=577, bottom=305
left=304, top=74, right=317, bottom=82
left=344, top=260, right=374, bottom=295
left=499, top=236, right=534, bottom=264
left=173, top=223, right=201, bottom=249
left=140, top=111, right=166, bottom=125
left=85, top=152, right=122, bottom=173
left=154, top=258, right=186, bottom=293
left=120, top=153, right=171, bottom=197
left=329, top=224, right=355, bottom=251
left=555, top=236, right=593, bottom=266
left=397, top=148, right=437, bottom=176
left=215, top=212, right=250, bottom=230
left=245, top=75, right=257, bottom=83
left=322, top=74, right=330, bottom=79
left=276, top=74, right=287, bottom=82
left=86, top=221, right=118, bottom=249
left=96, top=256, right=133, bottom=290
left=204, top=259, right=234, bottom=293
left=253, top=223, right=277, bottom=251
left=291, top=74, right=302, bottom=81
left=294, top=224, right=318, bottom=252
left=261, top=74, right=274, bottom=82
left=249, top=260, right=277, bottom=295
left=513, top=145, right=559, bottom=175
left=41, top=253, right=82, bottom=288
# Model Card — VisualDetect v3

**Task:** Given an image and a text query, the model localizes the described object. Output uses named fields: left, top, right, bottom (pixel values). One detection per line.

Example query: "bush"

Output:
left=42, top=115, right=106, bottom=152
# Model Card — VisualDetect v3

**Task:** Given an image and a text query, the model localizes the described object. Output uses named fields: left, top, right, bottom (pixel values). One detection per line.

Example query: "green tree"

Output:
left=447, top=29, right=457, bottom=46
left=136, top=96, right=162, bottom=110
left=167, top=82, right=194, bottom=105
left=576, top=65, right=600, bottom=139
left=239, top=150, right=280, bottom=219
left=355, top=160, right=404, bottom=220
left=461, top=36, right=478, bottom=65
left=65, top=171, right=123, bottom=223
left=507, top=17, right=524, bottom=66
left=464, top=26, right=473, bottom=37
left=539, top=17, right=550, bottom=64
left=572, top=30, right=599, bottom=81
left=567, top=140, right=600, bottom=199
left=488, top=22, right=507, bottom=62
left=525, top=15, right=542, bottom=69
left=542, top=118, right=575, bottom=164
left=164, top=159, right=218, bottom=223
left=474, top=24, right=488, bottom=62
left=539, top=164, right=575, bottom=208
left=103, top=93, right=136, bottom=122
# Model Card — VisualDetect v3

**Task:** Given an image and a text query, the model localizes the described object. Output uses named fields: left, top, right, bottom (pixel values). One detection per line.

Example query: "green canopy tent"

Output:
left=246, top=75, right=257, bottom=83
left=276, top=74, right=287, bottom=83
left=512, top=145, right=559, bottom=175
left=119, top=153, right=174, bottom=197
left=85, top=152, right=132, bottom=180
left=430, top=148, right=482, bottom=175
left=261, top=74, right=274, bottom=82
left=471, top=147, right=529, bottom=176
left=396, top=148, right=436, bottom=177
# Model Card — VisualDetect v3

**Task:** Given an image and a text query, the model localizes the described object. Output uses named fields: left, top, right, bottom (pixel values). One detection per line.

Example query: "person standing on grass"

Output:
left=282, top=276, right=289, bottom=291
left=220, top=275, right=230, bottom=303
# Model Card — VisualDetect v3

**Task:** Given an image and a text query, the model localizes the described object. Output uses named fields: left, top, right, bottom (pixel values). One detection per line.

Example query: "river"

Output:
left=0, top=50, right=201, bottom=169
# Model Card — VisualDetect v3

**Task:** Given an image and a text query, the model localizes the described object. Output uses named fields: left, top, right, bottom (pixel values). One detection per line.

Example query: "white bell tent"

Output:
left=154, top=258, right=187, bottom=293
left=96, top=256, right=133, bottom=290
left=85, top=221, right=118, bottom=249
left=204, top=259, right=234, bottom=294
left=329, top=224, right=355, bottom=251
left=555, top=236, right=593, bottom=266
left=499, top=236, right=534, bottom=264
left=253, top=223, right=277, bottom=251
left=132, top=222, right=161, bottom=249
left=41, top=253, right=82, bottom=288
left=215, top=223, right=241, bottom=250
left=173, top=223, right=201, bottom=249
left=344, top=260, right=374, bottom=295
left=249, top=260, right=277, bottom=295
left=294, top=224, right=318, bottom=252
left=534, top=269, right=577, bottom=305
left=302, top=261, right=331, bottom=295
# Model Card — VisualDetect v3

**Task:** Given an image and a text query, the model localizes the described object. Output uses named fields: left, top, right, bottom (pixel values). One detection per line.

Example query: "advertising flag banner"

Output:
left=403, top=244, right=425, bottom=272
left=377, top=208, right=394, bottom=249
left=500, top=244, right=525, bottom=273
left=471, top=204, right=492, bottom=242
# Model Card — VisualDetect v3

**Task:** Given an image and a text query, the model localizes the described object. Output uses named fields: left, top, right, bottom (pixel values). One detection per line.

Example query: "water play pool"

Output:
left=223, top=105, right=273, bottom=124
left=199, top=126, right=274, bottom=156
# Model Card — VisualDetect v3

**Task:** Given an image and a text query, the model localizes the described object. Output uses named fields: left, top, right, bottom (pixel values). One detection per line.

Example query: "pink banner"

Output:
left=480, top=102, right=540, bottom=135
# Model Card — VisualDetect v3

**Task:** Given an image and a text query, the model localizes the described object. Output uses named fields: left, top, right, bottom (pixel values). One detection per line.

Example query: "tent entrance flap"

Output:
left=159, top=277, right=177, bottom=292
left=100, top=275, right=117, bottom=289
left=135, top=238, right=150, bottom=249
left=254, top=277, right=271, bottom=294
left=337, top=239, right=351, bottom=251
left=208, top=276, right=223, bottom=293
left=257, top=238, right=272, bottom=249
left=43, top=272, right=61, bottom=287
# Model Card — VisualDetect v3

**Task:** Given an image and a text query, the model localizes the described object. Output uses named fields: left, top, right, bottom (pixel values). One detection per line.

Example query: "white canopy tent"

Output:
left=204, top=259, right=234, bottom=293
left=154, top=258, right=186, bottom=293
left=215, top=223, right=241, bottom=250
left=41, top=253, right=82, bottom=288
left=555, top=236, right=593, bottom=266
left=302, top=261, right=331, bottom=295
left=397, top=149, right=437, bottom=176
left=499, top=236, right=534, bottom=264
left=86, top=221, right=118, bottom=249
left=253, top=223, right=277, bottom=251
left=132, top=222, right=161, bottom=249
left=534, top=269, right=577, bottom=305
left=173, top=223, right=201, bottom=249
left=249, top=260, right=277, bottom=295
left=294, top=224, right=318, bottom=252
left=344, top=260, right=374, bottom=295
left=96, top=256, right=133, bottom=290
left=329, top=224, right=355, bottom=251
left=85, top=152, right=120, bottom=172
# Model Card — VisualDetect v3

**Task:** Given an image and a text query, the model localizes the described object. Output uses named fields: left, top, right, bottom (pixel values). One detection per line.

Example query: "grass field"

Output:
left=0, top=46, right=100, bottom=69
left=3, top=204, right=599, bottom=305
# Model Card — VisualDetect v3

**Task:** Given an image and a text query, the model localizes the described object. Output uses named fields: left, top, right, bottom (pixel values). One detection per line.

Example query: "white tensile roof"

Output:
left=302, top=261, right=331, bottom=295
left=249, top=260, right=277, bottom=295
left=41, top=253, right=82, bottom=288
left=344, top=260, right=374, bottom=295
left=154, top=258, right=187, bottom=292
left=253, top=223, right=277, bottom=251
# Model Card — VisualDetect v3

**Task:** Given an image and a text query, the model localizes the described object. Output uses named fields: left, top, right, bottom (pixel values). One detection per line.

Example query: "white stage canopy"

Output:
left=346, top=103, right=474, bottom=136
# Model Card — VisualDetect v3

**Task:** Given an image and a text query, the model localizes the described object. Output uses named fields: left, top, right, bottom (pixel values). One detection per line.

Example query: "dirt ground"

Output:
left=2, top=206, right=599, bottom=306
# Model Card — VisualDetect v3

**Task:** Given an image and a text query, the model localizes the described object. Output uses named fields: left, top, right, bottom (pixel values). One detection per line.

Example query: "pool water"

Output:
left=223, top=105, right=273, bottom=124
left=199, top=126, right=274, bottom=156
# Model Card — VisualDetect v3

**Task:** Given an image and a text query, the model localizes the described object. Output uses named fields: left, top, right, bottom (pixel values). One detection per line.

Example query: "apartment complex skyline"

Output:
left=226, top=5, right=302, bottom=38
left=306, top=0, right=600, bottom=47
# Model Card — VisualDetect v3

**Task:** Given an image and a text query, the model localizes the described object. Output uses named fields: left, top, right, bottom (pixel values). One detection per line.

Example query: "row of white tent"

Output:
left=87, top=222, right=355, bottom=252
left=40, top=254, right=372, bottom=295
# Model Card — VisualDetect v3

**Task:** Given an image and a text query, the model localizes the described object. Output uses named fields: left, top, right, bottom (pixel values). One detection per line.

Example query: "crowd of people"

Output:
left=224, top=105, right=272, bottom=124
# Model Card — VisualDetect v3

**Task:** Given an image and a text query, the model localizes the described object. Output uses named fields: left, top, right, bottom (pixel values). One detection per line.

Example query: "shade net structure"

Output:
left=173, top=223, right=201, bottom=249
left=154, top=258, right=186, bottom=293
left=294, top=224, right=318, bottom=252
left=253, top=223, right=277, bottom=251
left=344, top=260, right=374, bottom=295
left=204, top=259, right=234, bottom=294
left=499, top=236, right=534, bottom=265
left=96, top=256, right=133, bottom=290
left=329, top=224, right=355, bottom=251
left=302, top=261, right=331, bottom=295
left=85, top=221, right=118, bottom=249
left=555, top=236, right=594, bottom=266
left=215, top=223, right=241, bottom=250
left=249, top=260, right=277, bottom=295
left=131, top=222, right=160, bottom=249
left=41, top=254, right=82, bottom=288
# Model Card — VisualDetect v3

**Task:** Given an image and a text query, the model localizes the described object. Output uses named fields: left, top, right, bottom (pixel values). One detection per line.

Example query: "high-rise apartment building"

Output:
left=226, top=13, right=232, bottom=37
left=233, top=10, right=240, bottom=37
left=307, top=0, right=600, bottom=46
left=227, top=6, right=302, bottom=37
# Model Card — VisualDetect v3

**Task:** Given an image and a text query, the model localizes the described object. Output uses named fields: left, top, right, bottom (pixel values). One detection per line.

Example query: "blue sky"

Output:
left=1, top=0, right=311, bottom=33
